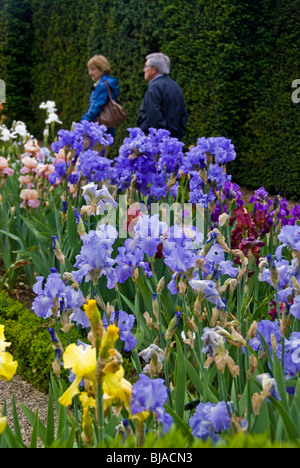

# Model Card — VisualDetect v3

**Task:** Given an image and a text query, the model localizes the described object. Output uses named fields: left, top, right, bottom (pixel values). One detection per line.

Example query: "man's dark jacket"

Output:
left=137, top=74, right=188, bottom=139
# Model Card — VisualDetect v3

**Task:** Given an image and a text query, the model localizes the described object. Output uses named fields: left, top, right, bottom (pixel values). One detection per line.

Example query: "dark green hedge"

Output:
left=0, top=0, right=299, bottom=198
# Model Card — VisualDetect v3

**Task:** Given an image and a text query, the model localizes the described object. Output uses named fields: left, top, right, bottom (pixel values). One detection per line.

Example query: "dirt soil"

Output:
left=0, top=376, right=54, bottom=447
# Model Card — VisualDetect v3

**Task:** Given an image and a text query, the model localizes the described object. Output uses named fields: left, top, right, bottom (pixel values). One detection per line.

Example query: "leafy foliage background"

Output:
left=0, top=0, right=299, bottom=198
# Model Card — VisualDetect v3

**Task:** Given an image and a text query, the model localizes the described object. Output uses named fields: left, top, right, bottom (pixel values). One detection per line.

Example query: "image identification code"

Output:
left=106, top=452, right=193, bottom=465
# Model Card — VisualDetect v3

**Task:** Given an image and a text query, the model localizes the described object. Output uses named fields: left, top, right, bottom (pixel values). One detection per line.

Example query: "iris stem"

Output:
left=96, top=377, right=104, bottom=446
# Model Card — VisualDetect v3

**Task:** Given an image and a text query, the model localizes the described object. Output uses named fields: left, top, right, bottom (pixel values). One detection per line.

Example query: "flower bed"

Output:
left=0, top=103, right=300, bottom=448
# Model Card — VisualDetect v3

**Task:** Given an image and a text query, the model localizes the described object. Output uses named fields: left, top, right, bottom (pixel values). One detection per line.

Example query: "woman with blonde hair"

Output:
left=81, top=55, right=119, bottom=138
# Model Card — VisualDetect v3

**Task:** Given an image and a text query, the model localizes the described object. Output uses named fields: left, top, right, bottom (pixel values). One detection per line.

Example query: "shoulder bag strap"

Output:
left=104, top=80, right=113, bottom=102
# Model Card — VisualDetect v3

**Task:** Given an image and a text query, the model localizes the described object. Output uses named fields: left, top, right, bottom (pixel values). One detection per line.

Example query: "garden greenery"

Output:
left=0, top=100, right=300, bottom=449
left=0, top=0, right=299, bottom=198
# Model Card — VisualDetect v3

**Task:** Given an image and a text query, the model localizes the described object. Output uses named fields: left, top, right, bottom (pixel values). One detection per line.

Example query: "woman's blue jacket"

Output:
left=81, top=74, right=119, bottom=124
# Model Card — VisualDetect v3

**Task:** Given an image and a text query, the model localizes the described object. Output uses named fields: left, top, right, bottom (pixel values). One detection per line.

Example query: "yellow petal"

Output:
left=100, top=324, right=119, bottom=359
left=59, top=377, right=82, bottom=407
left=79, top=392, right=96, bottom=409
left=0, top=325, right=11, bottom=352
left=0, top=351, right=18, bottom=381
left=130, top=410, right=150, bottom=423
left=84, top=299, right=101, bottom=323
left=102, top=367, right=132, bottom=410
left=0, top=416, right=7, bottom=434
left=62, top=343, right=96, bottom=383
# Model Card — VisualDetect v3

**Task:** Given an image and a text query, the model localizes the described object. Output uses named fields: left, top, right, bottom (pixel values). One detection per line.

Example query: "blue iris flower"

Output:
left=31, top=272, right=86, bottom=326
left=189, top=401, right=231, bottom=442
left=130, top=374, right=173, bottom=433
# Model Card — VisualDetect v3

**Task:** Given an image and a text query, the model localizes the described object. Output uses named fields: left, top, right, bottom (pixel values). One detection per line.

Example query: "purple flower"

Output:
left=208, top=136, right=236, bottom=164
left=201, top=244, right=238, bottom=279
left=68, top=170, right=80, bottom=185
left=155, top=135, right=184, bottom=173
left=249, top=186, right=270, bottom=204
left=189, top=401, right=231, bottom=441
left=180, top=136, right=236, bottom=176
left=277, top=225, right=300, bottom=252
left=71, top=227, right=117, bottom=288
left=72, top=120, right=113, bottom=149
left=33, top=273, right=66, bottom=300
left=277, top=287, right=293, bottom=303
left=259, top=257, right=290, bottom=290
left=51, top=129, right=80, bottom=154
left=162, top=225, right=202, bottom=274
left=103, top=310, right=137, bottom=351
left=78, top=150, right=113, bottom=182
left=131, top=214, right=168, bottom=258
left=64, top=286, right=89, bottom=328
left=222, top=181, right=244, bottom=206
left=165, top=246, right=196, bottom=274
left=81, top=182, right=117, bottom=215
left=52, top=121, right=113, bottom=156
left=113, top=128, right=183, bottom=200
left=207, top=163, right=231, bottom=189
left=276, top=199, right=291, bottom=226
left=188, top=187, right=215, bottom=208
left=31, top=273, right=86, bottom=326
left=32, top=295, right=54, bottom=319
left=130, top=374, right=173, bottom=432
left=189, top=279, right=226, bottom=309
left=248, top=320, right=281, bottom=353
left=48, top=160, right=68, bottom=185
left=290, top=295, right=300, bottom=320
left=180, top=146, right=207, bottom=174
left=290, top=205, right=300, bottom=225
left=201, top=327, right=226, bottom=356
left=284, top=332, right=300, bottom=378
left=115, top=241, right=145, bottom=283
left=50, top=122, right=113, bottom=187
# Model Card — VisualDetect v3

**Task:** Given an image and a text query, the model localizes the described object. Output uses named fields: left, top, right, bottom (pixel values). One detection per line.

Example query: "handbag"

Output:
left=97, top=80, right=128, bottom=128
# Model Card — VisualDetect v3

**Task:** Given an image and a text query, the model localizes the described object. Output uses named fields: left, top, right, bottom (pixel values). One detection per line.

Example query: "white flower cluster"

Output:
left=39, top=100, right=62, bottom=125
left=0, top=120, right=34, bottom=144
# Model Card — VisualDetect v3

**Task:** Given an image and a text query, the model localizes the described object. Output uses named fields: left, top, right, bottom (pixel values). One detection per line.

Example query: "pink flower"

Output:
left=21, top=155, right=38, bottom=170
left=27, top=198, right=40, bottom=208
left=24, top=140, right=40, bottom=154
left=54, top=147, right=72, bottom=162
left=0, top=156, right=14, bottom=176
left=18, top=174, right=34, bottom=188
left=20, top=188, right=40, bottom=208
left=36, top=163, right=55, bottom=179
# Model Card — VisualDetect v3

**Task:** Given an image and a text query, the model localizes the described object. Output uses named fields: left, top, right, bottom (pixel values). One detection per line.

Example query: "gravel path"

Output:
left=0, top=375, right=52, bottom=447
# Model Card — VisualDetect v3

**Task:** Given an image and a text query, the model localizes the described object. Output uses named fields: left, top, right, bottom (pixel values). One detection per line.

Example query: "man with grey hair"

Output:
left=137, top=53, right=188, bottom=139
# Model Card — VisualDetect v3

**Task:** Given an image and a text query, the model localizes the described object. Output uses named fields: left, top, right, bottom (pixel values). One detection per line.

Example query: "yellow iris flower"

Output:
left=0, top=325, right=18, bottom=382
left=59, top=343, right=97, bottom=407
left=102, top=366, right=132, bottom=411
left=59, top=320, right=132, bottom=415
